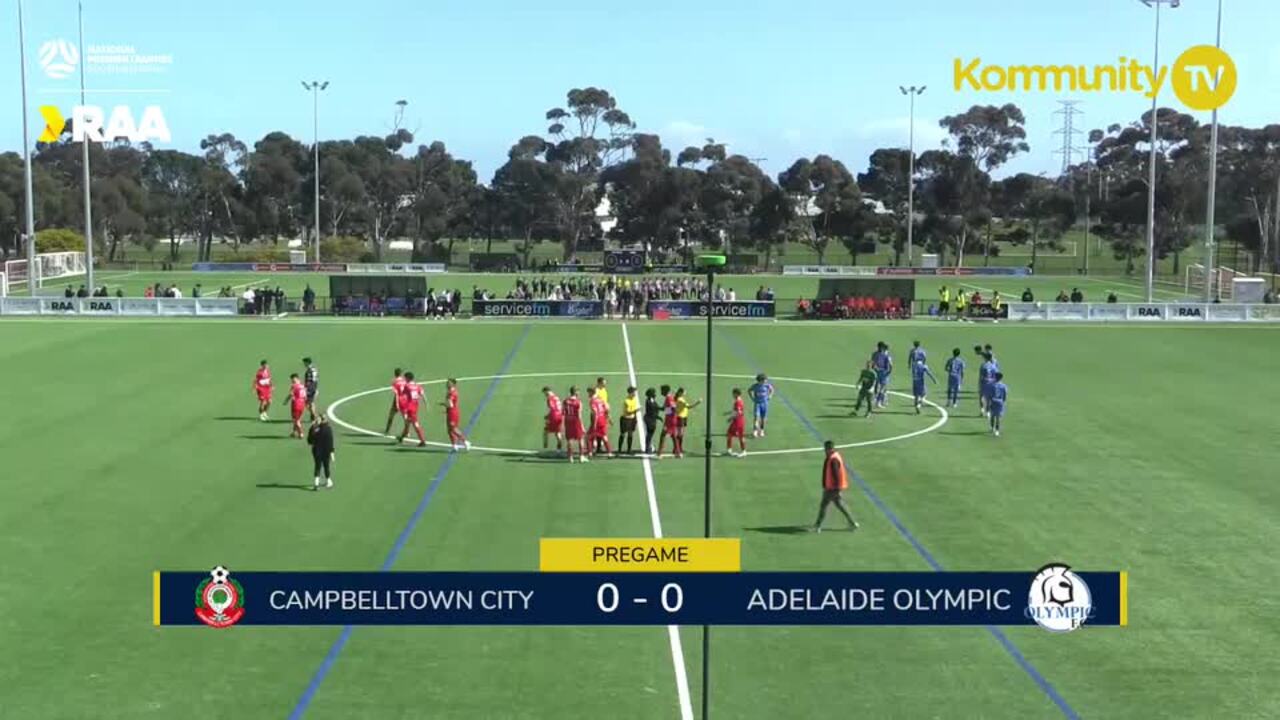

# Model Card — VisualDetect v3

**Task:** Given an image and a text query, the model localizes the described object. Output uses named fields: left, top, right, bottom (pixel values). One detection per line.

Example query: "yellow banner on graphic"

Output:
left=540, top=538, right=741, bottom=572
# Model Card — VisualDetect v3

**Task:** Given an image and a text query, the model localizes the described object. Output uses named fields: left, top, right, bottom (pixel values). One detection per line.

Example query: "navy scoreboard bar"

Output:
left=157, top=539, right=1128, bottom=631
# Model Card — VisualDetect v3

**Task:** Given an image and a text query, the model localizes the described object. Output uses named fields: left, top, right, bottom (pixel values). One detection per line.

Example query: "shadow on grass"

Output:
left=744, top=525, right=813, bottom=535
left=256, top=483, right=315, bottom=492
left=238, top=434, right=297, bottom=440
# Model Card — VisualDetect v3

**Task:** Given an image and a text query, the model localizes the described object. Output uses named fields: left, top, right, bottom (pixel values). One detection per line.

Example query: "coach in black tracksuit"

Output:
left=307, top=415, right=335, bottom=490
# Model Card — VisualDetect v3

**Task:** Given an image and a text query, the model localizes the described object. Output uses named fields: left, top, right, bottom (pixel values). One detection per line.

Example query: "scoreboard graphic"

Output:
left=156, top=539, right=1126, bottom=631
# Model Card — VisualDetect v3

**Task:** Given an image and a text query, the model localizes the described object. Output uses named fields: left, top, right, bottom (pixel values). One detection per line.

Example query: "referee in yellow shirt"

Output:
left=618, top=386, right=640, bottom=455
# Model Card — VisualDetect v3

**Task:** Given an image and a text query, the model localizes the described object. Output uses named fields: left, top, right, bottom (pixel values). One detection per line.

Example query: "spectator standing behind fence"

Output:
left=1021, top=288, right=1034, bottom=302
left=1070, top=288, right=1084, bottom=303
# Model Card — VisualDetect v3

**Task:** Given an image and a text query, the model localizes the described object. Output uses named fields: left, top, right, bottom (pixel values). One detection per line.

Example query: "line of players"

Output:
left=384, top=369, right=472, bottom=452
left=539, top=375, right=778, bottom=462
left=253, top=357, right=321, bottom=438
left=856, top=340, right=1009, bottom=435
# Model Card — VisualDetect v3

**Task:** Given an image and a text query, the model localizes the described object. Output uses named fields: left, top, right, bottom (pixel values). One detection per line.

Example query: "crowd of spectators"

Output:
left=332, top=288, right=462, bottom=318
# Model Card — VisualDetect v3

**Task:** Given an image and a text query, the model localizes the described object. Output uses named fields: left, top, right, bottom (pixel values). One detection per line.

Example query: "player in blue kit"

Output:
left=748, top=373, right=774, bottom=437
left=989, top=372, right=1009, bottom=436
left=871, top=342, right=893, bottom=408
left=910, top=359, right=937, bottom=413
left=907, top=340, right=926, bottom=367
left=978, top=353, right=998, bottom=417
left=944, top=348, right=965, bottom=408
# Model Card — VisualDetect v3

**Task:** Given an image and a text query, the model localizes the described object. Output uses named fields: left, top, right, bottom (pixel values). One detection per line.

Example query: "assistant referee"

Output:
left=814, top=441, right=859, bottom=533
left=307, top=414, right=336, bottom=490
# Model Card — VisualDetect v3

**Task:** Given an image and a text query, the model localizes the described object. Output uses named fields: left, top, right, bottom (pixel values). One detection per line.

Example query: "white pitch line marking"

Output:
left=621, top=323, right=695, bottom=720
left=326, top=372, right=949, bottom=458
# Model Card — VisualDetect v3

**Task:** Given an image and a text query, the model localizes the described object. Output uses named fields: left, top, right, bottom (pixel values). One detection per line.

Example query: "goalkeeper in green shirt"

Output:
left=852, top=361, right=878, bottom=417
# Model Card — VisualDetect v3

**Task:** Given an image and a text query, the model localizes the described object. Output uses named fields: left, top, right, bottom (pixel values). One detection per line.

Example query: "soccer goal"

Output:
left=1184, top=263, right=1245, bottom=300
left=3, top=251, right=87, bottom=292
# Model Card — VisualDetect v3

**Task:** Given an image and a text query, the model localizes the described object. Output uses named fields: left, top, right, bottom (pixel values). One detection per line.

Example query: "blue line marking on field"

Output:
left=287, top=323, right=532, bottom=720
left=721, top=331, right=1080, bottom=720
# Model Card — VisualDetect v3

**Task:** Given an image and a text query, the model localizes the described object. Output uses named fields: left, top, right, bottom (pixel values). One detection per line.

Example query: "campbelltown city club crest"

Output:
left=195, top=566, right=245, bottom=628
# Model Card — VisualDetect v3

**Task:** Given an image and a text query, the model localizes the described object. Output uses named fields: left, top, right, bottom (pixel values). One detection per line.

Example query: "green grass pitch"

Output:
left=1, top=318, right=1276, bottom=718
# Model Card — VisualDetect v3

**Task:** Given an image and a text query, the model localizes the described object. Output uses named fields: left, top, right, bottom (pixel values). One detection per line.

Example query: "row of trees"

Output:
left=1, top=86, right=1278, bottom=273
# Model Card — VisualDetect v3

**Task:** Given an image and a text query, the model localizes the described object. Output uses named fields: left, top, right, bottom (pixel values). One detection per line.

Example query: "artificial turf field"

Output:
left=1, top=318, right=1277, bottom=719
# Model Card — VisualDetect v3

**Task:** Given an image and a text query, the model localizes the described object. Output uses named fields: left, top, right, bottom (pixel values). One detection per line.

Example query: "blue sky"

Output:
left=4, top=0, right=1277, bottom=182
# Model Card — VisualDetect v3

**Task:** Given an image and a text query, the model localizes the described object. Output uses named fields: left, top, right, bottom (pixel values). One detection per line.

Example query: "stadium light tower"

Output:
left=17, top=0, right=38, bottom=290
left=1202, top=0, right=1223, bottom=302
left=1139, top=0, right=1179, bottom=302
left=900, top=86, right=926, bottom=265
left=302, top=81, right=329, bottom=263
left=79, top=1, right=94, bottom=293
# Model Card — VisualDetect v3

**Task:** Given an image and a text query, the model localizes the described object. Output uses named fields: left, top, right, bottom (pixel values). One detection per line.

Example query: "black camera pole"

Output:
left=696, top=254, right=724, bottom=720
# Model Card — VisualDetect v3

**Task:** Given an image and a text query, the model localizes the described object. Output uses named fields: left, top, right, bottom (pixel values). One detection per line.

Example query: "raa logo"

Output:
left=37, top=105, right=170, bottom=144
left=195, top=566, right=245, bottom=628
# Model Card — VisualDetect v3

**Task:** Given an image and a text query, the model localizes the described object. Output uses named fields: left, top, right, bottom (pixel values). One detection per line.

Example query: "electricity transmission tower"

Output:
left=1053, top=100, right=1084, bottom=175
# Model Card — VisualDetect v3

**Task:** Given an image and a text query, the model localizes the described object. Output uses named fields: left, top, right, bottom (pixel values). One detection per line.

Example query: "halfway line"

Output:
left=621, top=323, right=695, bottom=720
left=287, top=323, right=533, bottom=720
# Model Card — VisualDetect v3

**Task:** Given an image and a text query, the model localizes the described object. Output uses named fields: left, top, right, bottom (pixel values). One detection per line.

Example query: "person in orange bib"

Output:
left=814, top=441, right=859, bottom=533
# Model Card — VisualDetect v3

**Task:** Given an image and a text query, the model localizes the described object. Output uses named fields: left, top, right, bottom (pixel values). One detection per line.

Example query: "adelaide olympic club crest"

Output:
left=1026, top=563, right=1093, bottom=633
left=195, top=566, right=245, bottom=628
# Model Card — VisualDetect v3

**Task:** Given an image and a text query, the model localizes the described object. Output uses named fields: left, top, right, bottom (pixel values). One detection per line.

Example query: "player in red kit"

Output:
left=586, top=387, right=613, bottom=458
left=654, top=384, right=677, bottom=460
left=725, top=388, right=747, bottom=457
left=396, top=371, right=427, bottom=447
left=285, top=374, right=307, bottom=438
left=563, top=386, right=586, bottom=463
left=542, top=386, right=564, bottom=454
left=253, top=360, right=273, bottom=421
left=385, top=368, right=407, bottom=434
left=441, top=379, right=470, bottom=451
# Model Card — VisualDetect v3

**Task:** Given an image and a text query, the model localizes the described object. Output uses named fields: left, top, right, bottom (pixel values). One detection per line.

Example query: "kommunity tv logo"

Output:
left=954, top=45, right=1237, bottom=111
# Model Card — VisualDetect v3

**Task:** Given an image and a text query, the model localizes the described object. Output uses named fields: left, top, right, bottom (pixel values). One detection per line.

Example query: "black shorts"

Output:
left=620, top=417, right=637, bottom=432
left=677, top=417, right=688, bottom=428
left=939, top=301, right=950, bottom=313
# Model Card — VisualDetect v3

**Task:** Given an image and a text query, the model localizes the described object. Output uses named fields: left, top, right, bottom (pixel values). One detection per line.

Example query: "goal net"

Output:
left=3, top=252, right=87, bottom=292
left=1184, top=264, right=1245, bottom=300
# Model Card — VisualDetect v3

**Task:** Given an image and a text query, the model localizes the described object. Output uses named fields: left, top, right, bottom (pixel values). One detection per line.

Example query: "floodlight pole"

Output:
left=17, top=0, right=38, bottom=290
left=697, top=253, right=725, bottom=720
left=1203, top=0, right=1223, bottom=302
left=900, top=86, right=925, bottom=266
left=79, top=1, right=94, bottom=293
left=303, top=81, right=328, bottom=263
left=1140, top=0, right=1177, bottom=302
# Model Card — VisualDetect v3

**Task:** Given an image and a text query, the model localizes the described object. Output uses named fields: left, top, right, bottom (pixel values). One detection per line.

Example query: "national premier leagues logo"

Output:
left=1026, top=563, right=1093, bottom=633
left=195, top=566, right=245, bottom=628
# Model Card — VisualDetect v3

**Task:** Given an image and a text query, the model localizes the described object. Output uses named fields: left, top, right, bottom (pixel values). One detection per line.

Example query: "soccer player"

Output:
left=673, top=388, right=701, bottom=459
left=747, top=373, right=774, bottom=437
left=618, top=386, right=640, bottom=455
left=654, top=384, right=678, bottom=460
left=907, top=340, right=926, bottom=367
left=385, top=368, right=407, bottom=434
left=252, top=360, right=273, bottom=421
left=910, top=358, right=938, bottom=414
left=852, top=361, right=877, bottom=417
left=989, top=372, right=1009, bottom=436
left=984, top=344, right=1000, bottom=372
left=944, top=348, right=965, bottom=408
left=563, top=386, right=586, bottom=462
left=543, top=386, right=564, bottom=454
left=302, top=357, right=319, bottom=422
left=587, top=387, right=613, bottom=457
left=871, top=342, right=893, bottom=408
left=642, top=388, right=661, bottom=454
left=396, top=372, right=427, bottom=447
left=592, top=377, right=610, bottom=454
left=725, top=388, right=747, bottom=457
left=441, top=379, right=470, bottom=451
left=285, top=373, right=307, bottom=438
left=813, top=440, right=859, bottom=533
left=978, top=353, right=998, bottom=417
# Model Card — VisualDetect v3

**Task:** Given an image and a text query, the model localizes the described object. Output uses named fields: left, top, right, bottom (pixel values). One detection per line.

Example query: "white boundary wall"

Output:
left=1006, top=302, right=1280, bottom=323
left=0, top=297, right=240, bottom=317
